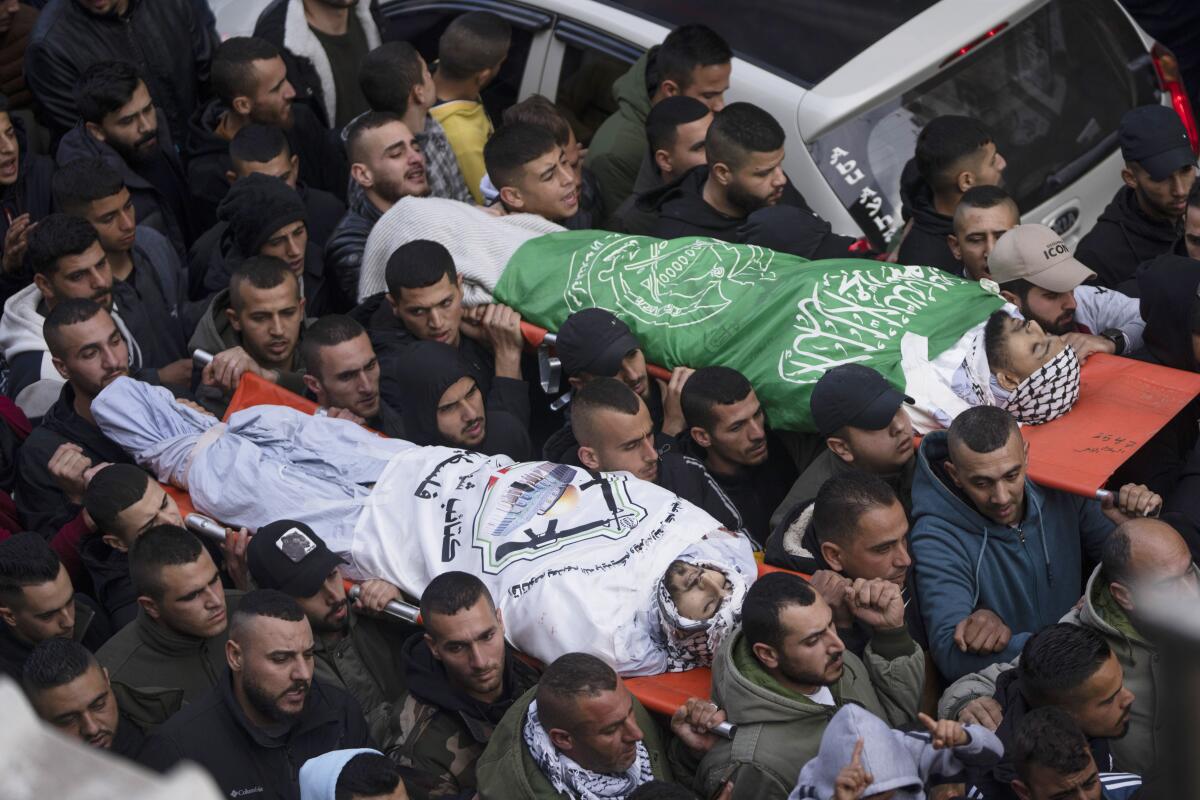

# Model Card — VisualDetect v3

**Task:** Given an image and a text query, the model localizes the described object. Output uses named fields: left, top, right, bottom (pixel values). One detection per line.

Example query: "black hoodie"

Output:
left=1137, top=254, right=1200, bottom=371
left=641, top=166, right=858, bottom=259
left=967, top=669, right=1116, bottom=800
left=1077, top=186, right=1184, bottom=292
left=181, top=99, right=344, bottom=247
left=391, top=341, right=532, bottom=461
left=895, top=159, right=960, bottom=275
left=401, top=633, right=539, bottom=729
left=79, top=534, right=137, bottom=629
left=0, top=115, right=55, bottom=303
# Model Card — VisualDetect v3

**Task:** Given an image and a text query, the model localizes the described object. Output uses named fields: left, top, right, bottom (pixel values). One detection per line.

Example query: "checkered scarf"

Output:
left=522, top=699, right=655, bottom=800
left=1004, top=345, right=1081, bottom=425
left=418, top=117, right=473, bottom=204
left=653, top=561, right=749, bottom=672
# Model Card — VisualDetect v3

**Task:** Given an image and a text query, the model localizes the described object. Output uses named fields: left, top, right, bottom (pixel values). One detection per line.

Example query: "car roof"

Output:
left=797, top=0, right=1047, bottom=138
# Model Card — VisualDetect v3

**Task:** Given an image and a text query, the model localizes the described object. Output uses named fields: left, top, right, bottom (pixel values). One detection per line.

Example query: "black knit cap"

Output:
left=218, top=173, right=306, bottom=255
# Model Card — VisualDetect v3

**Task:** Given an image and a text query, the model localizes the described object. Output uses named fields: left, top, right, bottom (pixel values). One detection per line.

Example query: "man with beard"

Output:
left=15, top=299, right=150, bottom=535
left=1076, top=106, right=1198, bottom=292
left=186, top=37, right=347, bottom=207
left=693, top=572, right=923, bottom=800
left=24, top=0, right=216, bottom=142
left=570, top=377, right=746, bottom=536
left=57, top=61, right=194, bottom=256
left=483, top=123, right=579, bottom=223
left=384, top=572, right=540, bottom=799
left=962, top=625, right=1136, bottom=800
left=990, top=224, right=1145, bottom=360
left=254, top=0, right=381, bottom=130
left=138, top=589, right=371, bottom=799
left=0, top=214, right=166, bottom=419
left=391, top=340, right=533, bottom=461
left=679, top=366, right=798, bottom=548
left=302, top=315, right=404, bottom=438
left=52, top=159, right=193, bottom=378
left=327, top=113, right=430, bottom=302
left=642, top=102, right=858, bottom=259
left=98, top=525, right=240, bottom=702
left=24, top=638, right=183, bottom=760
left=896, top=115, right=1007, bottom=275
left=1010, top=708, right=1143, bottom=800
left=190, top=257, right=313, bottom=410
left=947, top=185, right=1020, bottom=281
left=247, top=520, right=411, bottom=743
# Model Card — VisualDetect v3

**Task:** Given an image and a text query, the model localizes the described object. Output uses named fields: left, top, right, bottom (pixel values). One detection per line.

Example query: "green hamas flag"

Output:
left=494, top=231, right=1004, bottom=433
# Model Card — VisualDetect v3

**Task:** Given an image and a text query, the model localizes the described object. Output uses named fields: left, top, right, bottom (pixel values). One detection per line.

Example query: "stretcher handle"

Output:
left=1093, top=488, right=1160, bottom=517
left=712, top=720, right=736, bottom=739
left=193, top=349, right=215, bottom=367
left=519, top=323, right=671, bottom=381
left=185, top=513, right=226, bottom=542
left=347, top=583, right=422, bottom=624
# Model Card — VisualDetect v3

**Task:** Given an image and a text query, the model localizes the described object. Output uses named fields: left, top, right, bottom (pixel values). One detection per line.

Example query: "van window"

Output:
left=553, top=20, right=640, bottom=145
left=807, top=0, right=1159, bottom=247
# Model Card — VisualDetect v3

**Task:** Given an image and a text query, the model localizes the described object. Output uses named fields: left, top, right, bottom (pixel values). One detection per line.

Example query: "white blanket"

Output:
left=358, top=197, right=564, bottom=305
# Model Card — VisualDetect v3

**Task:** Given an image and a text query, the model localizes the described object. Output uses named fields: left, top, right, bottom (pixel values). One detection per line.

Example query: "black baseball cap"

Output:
left=810, top=364, right=913, bottom=438
left=247, top=520, right=345, bottom=598
left=1119, top=105, right=1196, bottom=181
left=555, top=308, right=640, bottom=377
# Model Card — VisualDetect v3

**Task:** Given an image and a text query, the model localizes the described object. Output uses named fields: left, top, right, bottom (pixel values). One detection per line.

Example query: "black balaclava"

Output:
left=393, top=340, right=477, bottom=447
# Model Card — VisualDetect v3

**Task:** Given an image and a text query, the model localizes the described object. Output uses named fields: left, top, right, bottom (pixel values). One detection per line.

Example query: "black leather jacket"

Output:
left=325, top=188, right=384, bottom=303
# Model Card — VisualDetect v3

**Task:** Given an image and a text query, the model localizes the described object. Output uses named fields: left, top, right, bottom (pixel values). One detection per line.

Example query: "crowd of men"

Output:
left=0, top=1, right=1198, bottom=799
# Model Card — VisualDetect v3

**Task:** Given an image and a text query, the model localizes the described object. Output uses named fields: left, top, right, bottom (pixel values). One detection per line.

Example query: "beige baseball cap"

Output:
left=987, top=223, right=1097, bottom=293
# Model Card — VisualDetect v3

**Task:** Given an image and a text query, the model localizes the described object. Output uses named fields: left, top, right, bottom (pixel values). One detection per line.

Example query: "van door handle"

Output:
left=1042, top=202, right=1080, bottom=237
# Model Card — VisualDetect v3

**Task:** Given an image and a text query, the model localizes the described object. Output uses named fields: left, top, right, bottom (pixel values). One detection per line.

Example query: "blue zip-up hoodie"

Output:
left=910, top=432, right=1114, bottom=680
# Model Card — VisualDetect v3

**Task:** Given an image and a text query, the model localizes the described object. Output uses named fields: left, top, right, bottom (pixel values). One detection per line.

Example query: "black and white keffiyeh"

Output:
left=522, top=699, right=655, bottom=800
left=1004, top=346, right=1081, bottom=425
left=652, top=560, right=749, bottom=673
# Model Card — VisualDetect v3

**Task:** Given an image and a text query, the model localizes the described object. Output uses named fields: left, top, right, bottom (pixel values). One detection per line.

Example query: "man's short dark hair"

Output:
left=384, top=239, right=458, bottom=297
left=1019, top=624, right=1112, bottom=708
left=230, top=589, right=305, bottom=638
left=646, top=95, right=709, bottom=161
left=229, top=255, right=297, bottom=313
left=946, top=403, right=1020, bottom=457
left=83, top=464, right=153, bottom=533
left=420, top=571, right=494, bottom=620
left=74, top=60, right=142, bottom=124
left=212, top=37, right=282, bottom=105
left=627, top=781, right=700, bottom=800
left=812, top=472, right=901, bottom=548
left=957, top=184, right=1015, bottom=215
left=302, top=315, right=368, bottom=371
left=52, top=158, right=125, bottom=216
left=1100, top=522, right=1135, bottom=586
left=129, top=525, right=204, bottom=602
left=345, top=110, right=404, bottom=165
left=655, top=24, right=732, bottom=92
left=335, top=753, right=401, bottom=800
left=537, top=652, right=618, bottom=733
left=571, top=377, right=642, bottom=447
left=0, top=533, right=62, bottom=607
left=1189, top=179, right=1200, bottom=210
left=360, top=42, right=425, bottom=115
left=229, top=124, right=291, bottom=166
left=915, top=115, right=994, bottom=195
left=28, top=213, right=99, bottom=278
left=503, top=95, right=571, bottom=147
left=982, top=309, right=1017, bottom=372
left=23, top=638, right=98, bottom=694
left=436, top=11, right=512, bottom=82
left=705, top=103, right=785, bottom=172
left=741, top=572, right=816, bottom=653
left=44, top=298, right=107, bottom=360
left=1013, top=706, right=1094, bottom=784
left=680, top=365, right=754, bottom=431
left=484, top=122, right=559, bottom=192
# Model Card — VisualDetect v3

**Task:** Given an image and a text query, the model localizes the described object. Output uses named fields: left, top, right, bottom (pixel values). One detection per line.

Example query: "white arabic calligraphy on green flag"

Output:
left=494, top=231, right=1004, bottom=433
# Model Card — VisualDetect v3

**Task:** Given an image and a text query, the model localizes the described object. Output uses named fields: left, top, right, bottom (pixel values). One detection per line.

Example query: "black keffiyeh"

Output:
left=1004, top=346, right=1081, bottom=425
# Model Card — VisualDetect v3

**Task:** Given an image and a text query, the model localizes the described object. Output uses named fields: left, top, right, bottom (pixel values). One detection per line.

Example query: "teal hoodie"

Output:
left=910, top=432, right=1114, bottom=681
left=585, top=49, right=655, bottom=216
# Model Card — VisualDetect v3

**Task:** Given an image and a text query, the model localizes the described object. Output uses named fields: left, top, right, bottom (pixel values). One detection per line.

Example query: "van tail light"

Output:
left=1151, top=42, right=1199, bottom=155
left=940, top=23, right=1009, bottom=68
